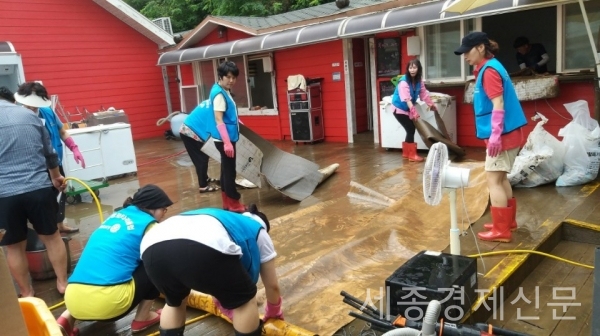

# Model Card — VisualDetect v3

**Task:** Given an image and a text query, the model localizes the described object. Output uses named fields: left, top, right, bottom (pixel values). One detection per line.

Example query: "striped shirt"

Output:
left=0, top=100, right=58, bottom=197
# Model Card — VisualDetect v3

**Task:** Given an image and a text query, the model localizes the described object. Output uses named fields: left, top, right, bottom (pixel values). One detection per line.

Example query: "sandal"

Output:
left=199, top=186, right=220, bottom=193
left=207, top=177, right=220, bottom=184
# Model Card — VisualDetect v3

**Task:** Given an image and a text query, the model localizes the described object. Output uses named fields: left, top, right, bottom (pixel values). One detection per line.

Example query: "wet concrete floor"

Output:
left=26, top=132, right=598, bottom=335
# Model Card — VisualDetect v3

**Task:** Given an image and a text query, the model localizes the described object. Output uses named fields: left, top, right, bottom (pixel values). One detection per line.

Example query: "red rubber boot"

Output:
left=478, top=206, right=512, bottom=243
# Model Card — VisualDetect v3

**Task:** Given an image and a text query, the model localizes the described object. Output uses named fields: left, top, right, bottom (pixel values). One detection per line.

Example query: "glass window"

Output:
left=248, top=58, right=274, bottom=110
left=564, top=1, right=600, bottom=70
left=199, top=61, right=215, bottom=101
left=181, top=87, right=199, bottom=113
left=425, top=21, right=461, bottom=79
left=228, top=56, right=249, bottom=108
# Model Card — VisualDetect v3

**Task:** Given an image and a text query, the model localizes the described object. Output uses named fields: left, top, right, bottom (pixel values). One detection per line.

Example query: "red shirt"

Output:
left=473, top=58, right=523, bottom=150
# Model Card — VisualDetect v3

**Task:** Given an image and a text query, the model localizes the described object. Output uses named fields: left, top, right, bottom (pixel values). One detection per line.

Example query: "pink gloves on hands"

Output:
left=216, top=123, right=234, bottom=158
left=64, top=137, right=86, bottom=168
left=487, top=109, right=505, bottom=158
left=263, top=297, right=284, bottom=322
left=212, top=297, right=233, bottom=320
left=408, top=106, right=419, bottom=120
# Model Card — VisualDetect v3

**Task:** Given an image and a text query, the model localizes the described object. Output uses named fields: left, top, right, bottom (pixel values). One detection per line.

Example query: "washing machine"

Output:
left=379, top=92, right=457, bottom=150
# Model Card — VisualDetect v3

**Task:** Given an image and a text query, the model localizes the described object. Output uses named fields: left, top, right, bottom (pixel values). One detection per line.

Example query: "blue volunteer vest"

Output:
left=183, top=83, right=239, bottom=142
left=181, top=208, right=263, bottom=283
left=38, top=107, right=64, bottom=165
left=68, top=206, right=156, bottom=286
left=391, top=75, right=421, bottom=112
left=473, top=58, right=527, bottom=139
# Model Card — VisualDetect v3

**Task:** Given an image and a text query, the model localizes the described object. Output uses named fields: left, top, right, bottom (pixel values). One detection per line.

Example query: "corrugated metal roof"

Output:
left=216, top=0, right=395, bottom=29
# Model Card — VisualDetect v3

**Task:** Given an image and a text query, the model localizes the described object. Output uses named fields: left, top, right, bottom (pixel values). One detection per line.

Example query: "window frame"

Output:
left=559, top=2, right=600, bottom=73
left=420, top=18, right=480, bottom=84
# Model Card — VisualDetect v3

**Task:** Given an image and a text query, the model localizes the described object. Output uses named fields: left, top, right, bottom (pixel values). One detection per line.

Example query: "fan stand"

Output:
left=448, top=188, right=461, bottom=255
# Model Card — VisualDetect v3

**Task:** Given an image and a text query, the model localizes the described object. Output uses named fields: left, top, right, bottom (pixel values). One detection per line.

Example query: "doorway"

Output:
left=352, top=38, right=370, bottom=133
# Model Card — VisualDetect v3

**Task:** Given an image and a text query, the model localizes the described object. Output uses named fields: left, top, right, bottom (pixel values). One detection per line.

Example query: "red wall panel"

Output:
left=352, top=38, right=369, bottom=133
left=432, top=81, right=596, bottom=147
left=179, top=64, right=195, bottom=86
left=0, top=0, right=169, bottom=140
left=271, top=40, right=347, bottom=142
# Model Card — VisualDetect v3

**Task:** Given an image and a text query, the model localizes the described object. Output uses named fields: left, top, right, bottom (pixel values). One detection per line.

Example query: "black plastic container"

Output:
left=385, top=250, right=477, bottom=322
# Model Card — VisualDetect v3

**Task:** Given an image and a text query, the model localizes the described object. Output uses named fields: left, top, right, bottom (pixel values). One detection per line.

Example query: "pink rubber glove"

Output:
left=409, top=106, right=419, bottom=120
left=64, top=137, right=86, bottom=168
left=216, top=123, right=234, bottom=158
left=487, top=109, right=505, bottom=158
left=263, top=297, right=284, bottom=322
left=212, top=297, right=233, bottom=320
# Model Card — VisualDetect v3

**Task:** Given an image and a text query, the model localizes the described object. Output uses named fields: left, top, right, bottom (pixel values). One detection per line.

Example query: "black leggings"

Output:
left=393, top=113, right=416, bottom=143
left=214, top=141, right=240, bottom=200
left=180, top=134, right=211, bottom=188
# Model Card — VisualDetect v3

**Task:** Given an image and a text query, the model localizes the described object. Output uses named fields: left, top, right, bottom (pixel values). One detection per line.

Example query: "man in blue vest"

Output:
left=141, top=205, right=283, bottom=336
left=14, top=82, right=86, bottom=234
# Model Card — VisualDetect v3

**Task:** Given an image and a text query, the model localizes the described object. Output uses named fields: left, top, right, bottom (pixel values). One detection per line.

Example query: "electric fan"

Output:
left=423, top=143, right=470, bottom=255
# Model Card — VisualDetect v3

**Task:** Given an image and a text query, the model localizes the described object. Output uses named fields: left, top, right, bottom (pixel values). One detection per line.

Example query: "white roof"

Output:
left=93, top=0, right=175, bottom=48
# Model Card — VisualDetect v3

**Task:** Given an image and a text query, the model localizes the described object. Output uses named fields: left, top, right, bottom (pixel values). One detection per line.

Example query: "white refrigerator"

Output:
left=379, top=92, right=457, bottom=150
left=62, top=123, right=137, bottom=181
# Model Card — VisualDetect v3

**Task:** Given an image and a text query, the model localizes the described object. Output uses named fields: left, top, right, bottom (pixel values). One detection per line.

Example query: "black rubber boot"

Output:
left=159, top=326, right=185, bottom=336
left=234, top=320, right=263, bottom=336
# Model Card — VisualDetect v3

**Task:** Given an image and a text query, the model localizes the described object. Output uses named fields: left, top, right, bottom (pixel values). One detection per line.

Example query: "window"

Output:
left=425, top=21, right=462, bottom=80
left=199, top=61, right=215, bottom=101
left=228, top=56, right=249, bottom=109
left=223, top=55, right=277, bottom=115
left=564, top=1, right=600, bottom=70
left=248, top=57, right=275, bottom=110
left=191, top=55, right=278, bottom=115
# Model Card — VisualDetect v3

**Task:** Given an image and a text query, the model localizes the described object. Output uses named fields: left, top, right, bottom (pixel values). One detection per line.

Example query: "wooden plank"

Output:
left=564, top=192, right=600, bottom=222
left=562, top=223, right=600, bottom=245
left=492, top=241, right=590, bottom=335
left=552, top=258, right=594, bottom=335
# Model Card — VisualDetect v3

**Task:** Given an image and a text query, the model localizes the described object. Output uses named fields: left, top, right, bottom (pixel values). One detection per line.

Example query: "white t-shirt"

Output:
left=140, top=214, right=276, bottom=264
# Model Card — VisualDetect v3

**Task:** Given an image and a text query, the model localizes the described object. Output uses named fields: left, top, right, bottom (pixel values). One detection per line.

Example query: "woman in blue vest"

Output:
left=140, top=205, right=283, bottom=336
left=454, top=32, right=527, bottom=243
left=56, top=184, right=174, bottom=336
left=183, top=61, right=246, bottom=212
left=391, top=59, right=438, bottom=162
left=14, top=82, right=85, bottom=234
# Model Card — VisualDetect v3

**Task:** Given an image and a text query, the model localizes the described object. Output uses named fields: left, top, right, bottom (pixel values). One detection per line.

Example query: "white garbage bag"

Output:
left=508, top=113, right=565, bottom=187
left=556, top=100, right=600, bottom=187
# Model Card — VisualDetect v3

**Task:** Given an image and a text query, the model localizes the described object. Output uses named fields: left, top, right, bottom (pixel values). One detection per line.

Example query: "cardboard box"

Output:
left=0, top=248, right=28, bottom=335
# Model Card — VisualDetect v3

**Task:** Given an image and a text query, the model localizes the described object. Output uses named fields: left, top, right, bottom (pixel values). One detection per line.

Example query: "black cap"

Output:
left=454, top=32, right=490, bottom=55
left=513, top=36, right=529, bottom=49
left=131, top=184, right=174, bottom=209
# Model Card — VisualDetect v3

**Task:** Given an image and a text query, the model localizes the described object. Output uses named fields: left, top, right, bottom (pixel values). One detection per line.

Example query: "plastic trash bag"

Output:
left=556, top=100, right=600, bottom=187
left=509, top=113, right=565, bottom=187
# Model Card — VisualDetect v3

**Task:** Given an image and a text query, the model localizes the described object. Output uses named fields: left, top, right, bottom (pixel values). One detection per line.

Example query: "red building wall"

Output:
left=193, top=28, right=253, bottom=48
left=240, top=40, right=347, bottom=142
left=0, top=0, right=170, bottom=140
left=433, top=81, right=596, bottom=147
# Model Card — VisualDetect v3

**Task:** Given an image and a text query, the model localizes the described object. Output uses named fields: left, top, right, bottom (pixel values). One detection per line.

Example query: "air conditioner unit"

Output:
left=152, top=17, right=173, bottom=36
